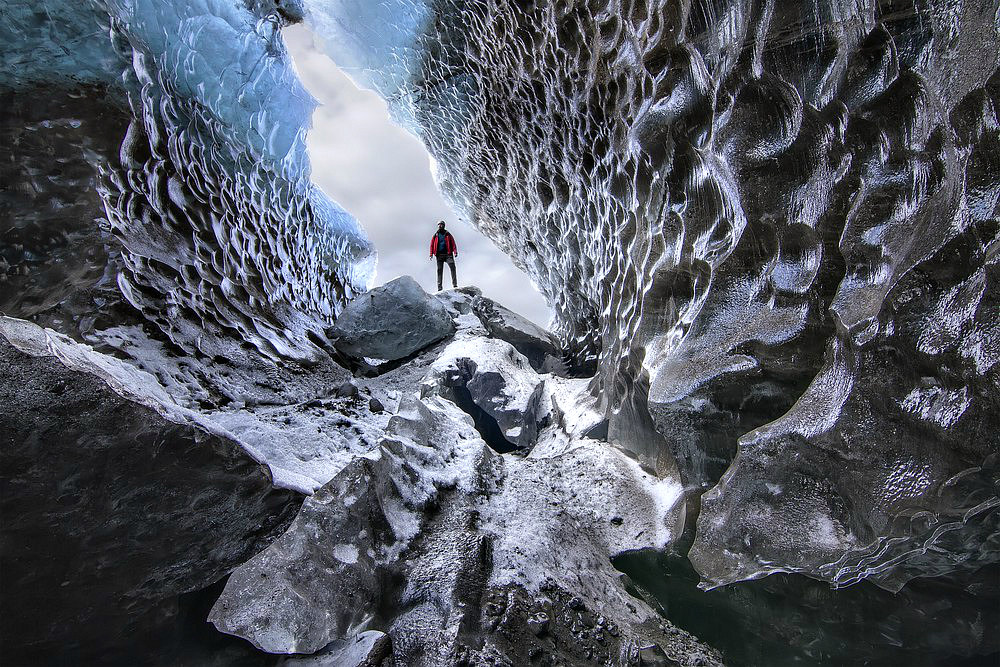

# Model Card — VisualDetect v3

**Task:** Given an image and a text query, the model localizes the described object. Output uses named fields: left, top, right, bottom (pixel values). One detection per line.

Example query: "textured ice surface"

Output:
left=100, top=0, right=375, bottom=361
left=306, top=0, right=1000, bottom=594
left=0, top=2, right=123, bottom=89
left=301, top=0, right=430, bottom=100
left=3, top=0, right=1000, bottom=662
left=2, top=0, right=374, bottom=362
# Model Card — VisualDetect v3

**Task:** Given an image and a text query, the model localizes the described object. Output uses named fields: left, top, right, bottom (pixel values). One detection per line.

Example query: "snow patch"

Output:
left=333, top=543, right=359, bottom=565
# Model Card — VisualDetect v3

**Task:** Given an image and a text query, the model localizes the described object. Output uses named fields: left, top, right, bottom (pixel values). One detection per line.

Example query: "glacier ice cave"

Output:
left=1, top=0, right=998, bottom=665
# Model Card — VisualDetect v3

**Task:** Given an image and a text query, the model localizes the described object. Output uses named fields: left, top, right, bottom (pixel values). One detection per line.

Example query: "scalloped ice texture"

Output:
left=3, top=0, right=999, bottom=605
left=2, top=0, right=374, bottom=362
left=299, top=0, right=1000, bottom=593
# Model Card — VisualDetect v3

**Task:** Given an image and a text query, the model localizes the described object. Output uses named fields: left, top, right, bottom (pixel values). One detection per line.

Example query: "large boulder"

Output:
left=209, top=456, right=390, bottom=654
left=0, top=317, right=301, bottom=663
left=209, top=393, right=492, bottom=656
left=329, top=276, right=455, bottom=363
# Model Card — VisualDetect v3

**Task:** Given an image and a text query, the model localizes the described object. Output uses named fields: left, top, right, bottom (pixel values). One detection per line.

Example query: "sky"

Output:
left=282, top=25, right=552, bottom=327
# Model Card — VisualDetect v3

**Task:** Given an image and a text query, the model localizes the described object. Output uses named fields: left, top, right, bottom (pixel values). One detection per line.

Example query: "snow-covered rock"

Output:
left=432, top=286, right=481, bottom=318
left=279, top=631, right=391, bottom=666
left=471, top=296, right=563, bottom=373
left=208, top=315, right=709, bottom=664
left=424, top=336, right=546, bottom=450
left=209, top=390, right=494, bottom=656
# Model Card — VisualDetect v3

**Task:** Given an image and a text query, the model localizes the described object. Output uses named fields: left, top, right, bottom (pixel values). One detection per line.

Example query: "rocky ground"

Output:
left=1, top=277, right=720, bottom=666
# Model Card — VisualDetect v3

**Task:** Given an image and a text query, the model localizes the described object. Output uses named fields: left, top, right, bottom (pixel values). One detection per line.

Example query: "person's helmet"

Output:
left=437, top=221, right=446, bottom=229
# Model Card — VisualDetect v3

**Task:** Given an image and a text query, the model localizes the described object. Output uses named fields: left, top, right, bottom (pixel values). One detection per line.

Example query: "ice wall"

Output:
left=1, top=0, right=374, bottom=361
left=303, top=0, right=1000, bottom=593
left=3, top=0, right=997, bottom=613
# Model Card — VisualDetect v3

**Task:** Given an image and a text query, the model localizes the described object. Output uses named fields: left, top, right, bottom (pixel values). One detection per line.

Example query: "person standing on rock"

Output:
left=429, top=220, right=459, bottom=291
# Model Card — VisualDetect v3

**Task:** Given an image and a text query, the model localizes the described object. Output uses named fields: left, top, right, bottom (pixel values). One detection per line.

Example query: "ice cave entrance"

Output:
left=283, top=25, right=552, bottom=327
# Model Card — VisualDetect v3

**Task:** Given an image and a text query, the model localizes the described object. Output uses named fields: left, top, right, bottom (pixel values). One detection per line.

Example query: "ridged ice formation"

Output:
left=2, top=0, right=998, bottom=641
left=309, top=0, right=1000, bottom=591
left=1, top=0, right=374, bottom=361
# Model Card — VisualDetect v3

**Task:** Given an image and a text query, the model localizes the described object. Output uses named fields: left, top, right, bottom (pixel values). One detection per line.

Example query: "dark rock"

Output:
left=329, top=276, right=455, bottom=362
left=582, top=419, right=610, bottom=441
left=368, top=397, right=384, bottom=413
left=471, top=584, right=721, bottom=667
left=639, top=642, right=671, bottom=665
left=334, top=381, right=359, bottom=399
left=0, top=317, right=301, bottom=663
left=246, top=0, right=307, bottom=26
left=472, top=296, right=563, bottom=374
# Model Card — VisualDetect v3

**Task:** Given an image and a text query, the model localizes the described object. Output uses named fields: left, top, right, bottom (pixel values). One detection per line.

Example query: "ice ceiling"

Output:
left=2, top=0, right=998, bottom=621
left=303, top=0, right=1000, bottom=594
left=3, top=0, right=376, bottom=362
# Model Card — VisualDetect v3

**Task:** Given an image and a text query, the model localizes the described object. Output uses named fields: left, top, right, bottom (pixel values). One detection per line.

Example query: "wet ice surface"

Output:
left=307, top=0, right=998, bottom=661
left=307, top=0, right=1000, bottom=599
left=1, top=0, right=999, bottom=664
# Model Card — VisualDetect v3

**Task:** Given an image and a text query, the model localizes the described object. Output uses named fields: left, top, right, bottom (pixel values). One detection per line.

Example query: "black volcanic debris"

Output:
left=1, top=0, right=998, bottom=666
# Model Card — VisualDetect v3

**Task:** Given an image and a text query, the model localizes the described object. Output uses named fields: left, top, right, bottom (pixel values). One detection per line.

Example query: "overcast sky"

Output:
left=282, top=25, right=552, bottom=327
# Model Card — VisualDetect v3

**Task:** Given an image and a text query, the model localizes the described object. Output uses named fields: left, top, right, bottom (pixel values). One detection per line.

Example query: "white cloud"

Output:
left=283, top=24, right=552, bottom=327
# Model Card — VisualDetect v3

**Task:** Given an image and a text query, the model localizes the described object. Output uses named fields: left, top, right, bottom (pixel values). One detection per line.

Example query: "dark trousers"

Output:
left=436, top=254, right=457, bottom=290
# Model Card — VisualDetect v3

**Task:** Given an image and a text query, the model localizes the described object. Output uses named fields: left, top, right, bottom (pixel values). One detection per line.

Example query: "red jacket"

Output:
left=429, top=231, right=458, bottom=257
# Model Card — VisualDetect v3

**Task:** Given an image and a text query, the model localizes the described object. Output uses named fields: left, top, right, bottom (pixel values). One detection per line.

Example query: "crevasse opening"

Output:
left=282, top=23, right=552, bottom=327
